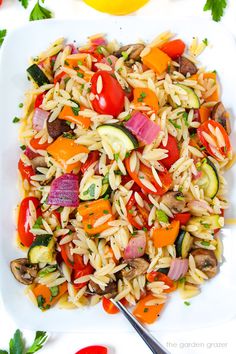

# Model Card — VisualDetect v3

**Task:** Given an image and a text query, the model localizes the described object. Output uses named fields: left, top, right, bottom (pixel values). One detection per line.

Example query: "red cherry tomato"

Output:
left=146, top=272, right=176, bottom=293
left=75, top=346, right=107, bottom=354
left=102, top=297, right=127, bottom=315
left=18, top=197, right=41, bottom=247
left=197, top=119, right=231, bottom=160
left=30, top=137, right=51, bottom=150
left=54, top=71, right=67, bottom=85
left=126, top=193, right=149, bottom=230
left=91, top=71, right=125, bottom=116
left=60, top=241, right=85, bottom=270
left=172, top=212, right=191, bottom=225
left=79, top=46, right=105, bottom=72
left=160, top=39, right=186, bottom=59
left=159, top=134, right=180, bottom=170
left=81, top=151, right=100, bottom=174
left=34, top=93, right=45, bottom=108
left=18, top=159, right=35, bottom=183
left=73, top=263, right=94, bottom=289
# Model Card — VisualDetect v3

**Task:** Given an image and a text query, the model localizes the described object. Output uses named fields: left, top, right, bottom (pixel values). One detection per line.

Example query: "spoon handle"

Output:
left=110, top=299, right=170, bottom=354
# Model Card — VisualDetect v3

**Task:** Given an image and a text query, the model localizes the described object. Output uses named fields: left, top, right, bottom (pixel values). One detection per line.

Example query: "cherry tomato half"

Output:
left=34, top=93, right=45, bottom=109
left=18, top=159, right=35, bottom=183
left=18, top=197, right=41, bottom=247
left=102, top=297, right=127, bottom=315
left=91, top=71, right=125, bottom=117
left=73, top=263, right=94, bottom=289
left=197, top=119, right=231, bottom=160
left=160, top=39, right=186, bottom=59
left=75, top=346, right=107, bottom=354
left=126, top=193, right=149, bottom=230
left=159, top=134, right=180, bottom=170
left=60, top=241, right=85, bottom=270
left=172, top=212, right=191, bottom=226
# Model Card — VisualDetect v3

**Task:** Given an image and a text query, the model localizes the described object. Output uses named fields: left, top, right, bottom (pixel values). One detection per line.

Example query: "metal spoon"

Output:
left=109, top=298, right=170, bottom=354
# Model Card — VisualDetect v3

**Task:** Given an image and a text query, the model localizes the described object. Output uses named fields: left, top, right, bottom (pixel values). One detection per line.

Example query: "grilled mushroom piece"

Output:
left=211, top=102, right=231, bottom=135
left=31, top=156, right=47, bottom=169
left=121, top=258, right=149, bottom=281
left=113, top=43, right=145, bottom=64
left=161, top=191, right=186, bottom=213
left=191, top=249, right=218, bottom=278
left=10, top=258, right=38, bottom=285
left=89, top=280, right=117, bottom=298
left=177, top=56, right=198, bottom=76
left=47, top=118, right=70, bottom=139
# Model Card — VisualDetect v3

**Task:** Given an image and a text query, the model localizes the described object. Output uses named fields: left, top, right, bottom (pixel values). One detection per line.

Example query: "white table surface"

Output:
left=0, top=1, right=236, bottom=353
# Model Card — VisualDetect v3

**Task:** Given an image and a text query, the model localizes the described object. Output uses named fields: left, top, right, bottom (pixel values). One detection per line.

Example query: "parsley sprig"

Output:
left=0, top=29, right=7, bottom=47
left=30, top=0, right=53, bottom=21
left=0, top=330, right=48, bottom=354
left=19, top=0, right=29, bottom=9
left=204, top=0, right=227, bottom=22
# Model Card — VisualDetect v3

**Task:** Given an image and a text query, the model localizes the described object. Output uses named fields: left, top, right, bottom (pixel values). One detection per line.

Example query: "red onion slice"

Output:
left=125, top=111, right=160, bottom=145
left=48, top=174, right=79, bottom=207
left=124, top=234, right=146, bottom=259
left=33, top=108, right=49, bottom=132
left=168, top=258, right=189, bottom=280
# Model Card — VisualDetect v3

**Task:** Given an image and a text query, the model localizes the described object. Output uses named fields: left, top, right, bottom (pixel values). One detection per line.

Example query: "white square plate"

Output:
left=0, top=17, right=236, bottom=333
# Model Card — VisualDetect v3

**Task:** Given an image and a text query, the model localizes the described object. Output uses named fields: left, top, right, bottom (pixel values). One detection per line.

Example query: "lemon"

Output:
left=83, top=0, right=149, bottom=15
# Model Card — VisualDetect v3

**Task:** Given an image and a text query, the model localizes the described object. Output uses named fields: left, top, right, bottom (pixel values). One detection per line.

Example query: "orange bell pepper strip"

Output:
left=132, top=87, right=159, bottom=112
left=142, top=47, right=171, bottom=75
left=46, top=136, right=89, bottom=173
left=133, top=294, right=165, bottom=324
left=199, top=106, right=211, bottom=123
left=152, top=220, right=180, bottom=248
left=59, top=105, right=91, bottom=129
left=64, top=53, right=87, bottom=69
left=32, top=282, right=67, bottom=311
left=78, top=199, right=114, bottom=235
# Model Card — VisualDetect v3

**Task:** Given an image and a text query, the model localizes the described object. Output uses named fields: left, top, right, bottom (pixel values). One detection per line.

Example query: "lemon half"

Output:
left=83, top=0, right=149, bottom=15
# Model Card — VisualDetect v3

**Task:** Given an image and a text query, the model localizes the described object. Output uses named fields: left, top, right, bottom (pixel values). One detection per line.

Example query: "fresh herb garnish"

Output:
left=169, top=119, right=181, bottom=129
left=0, top=29, right=7, bottom=47
left=137, top=91, right=147, bottom=102
left=114, top=153, right=119, bottom=162
left=37, top=295, right=46, bottom=310
left=20, top=145, right=26, bottom=151
left=77, top=72, right=84, bottom=78
left=71, top=104, right=80, bottom=116
left=103, top=194, right=109, bottom=200
left=102, top=174, right=109, bottom=185
left=203, top=0, right=227, bottom=22
left=200, top=221, right=210, bottom=229
left=32, top=216, right=43, bottom=229
left=29, top=0, right=53, bottom=21
left=182, top=112, right=189, bottom=127
left=19, top=0, right=29, bottom=8
left=121, top=51, right=129, bottom=60
left=97, top=46, right=104, bottom=55
left=143, top=307, right=149, bottom=313
left=201, top=240, right=211, bottom=246
left=63, top=132, right=76, bottom=139
left=123, top=114, right=131, bottom=122
left=26, top=331, right=48, bottom=353
left=142, top=227, right=148, bottom=232
left=13, top=117, right=20, bottom=123
left=19, top=103, right=24, bottom=108
left=103, top=210, right=109, bottom=214
left=179, top=277, right=186, bottom=284
left=203, top=38, right=209, bottom=46
left=107, top=57, right=112, bottom=65
left=50, top=286, right=59, bottom=297
left=125, top=152, right=131, bottom=158
left=156, top=209, right=169, bottom=223
left=184, top=301, right=191, bottom=306
left=87, top=224, right=92, bottom=229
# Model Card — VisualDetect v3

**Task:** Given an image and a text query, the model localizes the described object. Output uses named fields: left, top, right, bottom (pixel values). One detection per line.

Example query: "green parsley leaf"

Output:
left=123, top=114, right=131, bottom=122
left=203, top=0, right=227, bottom=22
left=26, top=331, right=48, bottom=354
left=29, top=1, right=53, bottom=21
left=0, top=350, right=8, bottom=354
left=156, top=210, right=169, bottom=223
left=143, top=307, right=149, bottom=313
left=137, top=91, right=147, bottom=102
left=50, top=286, right=59, bottom=297
left=62, top=132, right=76, bottom=139
left=107, top=57, right=112, bottom=65
left=13, top=117, right=20, bottom=123
left=114, top=153, right=119, bottom=162
left=121, top=51, right=129, bottom=60
left=182, top=112, right=189, bottom=127
left=97, top=46, right=104, bottom=55
left=20, top=145, right=26, bottom=151
left=201, top=240, right=211, bottom=246
left=77, top=72, right=84, bottom=78
left=19, top=0, right=29, bottom=9
left=179, top=277, right=186, bottom=284
left=37, top=295, right=46, bottom=310
left=169, top=119, right=181, bottom=129
left=87, top=224, right=92, bottom=229
left=32, top=216, right=43, bottom=229
left=9, top=329, right=24, bottom=354
left=203, top=38, right=208, bottom=46
left=71, top=105, right=80, bottom=116
left=103, top=210, right=109, bottom=214
left=184, top=301, right=191, bottom=306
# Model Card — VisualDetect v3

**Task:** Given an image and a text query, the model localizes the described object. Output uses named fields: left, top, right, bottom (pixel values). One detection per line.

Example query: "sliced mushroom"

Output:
left=31, top=156, right=47, bottom=169
left=10, top=258, right=38, bottom=285
left=212, top=102, right=231, bottom=135
left=47, top=118, right=70, bottom=139
left=121, top=258, right=149, bottom=281
left=191, top=249, right=218, bottom=278
left=161, top=191, right=186, bottom=213
left=177, top=56, right=198, bottom=76
left=113, top=44, right=145, bottom=62
left=89, top=280, right=117, bottom=298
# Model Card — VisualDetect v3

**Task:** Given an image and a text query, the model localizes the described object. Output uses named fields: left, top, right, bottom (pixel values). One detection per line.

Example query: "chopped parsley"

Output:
left=201, top=240, right=210, bottom=246
left=71, top=104, right=80, bottom=116
left=32, top=216, right=43, bottom=229
left=182, top=112, right=189, bottom=127
left=137, top=91, right=147, bottom=102
left=125, top=152, right=131, bottom=158
left=20, top=145, right=26, bottom=151
left=143, top=307, right=149, bottom=313
left=50, top=286, right=59, bottom=297
left=63, top=132, right=76, bottom=139
left=19, top=0, right=29, bottom=9
left=142, top=227, right=148, bottom=232
left=128, top=210, right=134, bottom=214
left=77, top=72, right=84, bottom=78
left=123, top=113, right=131, bottom=122
left=114, top=153, right=119, bottom=162
left=179, top=277, right=186, bottom=284
left=184, top=301, right=191, bottom=306
left=37, top=295, right=46, bottom=310
left=203, top=38, right=209, bottom=46
left=169, top=119, right=181, bottom=129
left=121, top=51, right=129, bottom=60
left=18, top=103, right=24, bottom=108
left=156, top=209, right=169, bottom=223
left=87, top=224, right=92, bottom=229
left=200, top=221, right=210, bottom=229
left=12, top=117, right=20, bottom=123
left=78, top=60, right=83, bottom=66
left=107, top=57, right=113, bottom=65
left=103, top=210, right=109, bottom=214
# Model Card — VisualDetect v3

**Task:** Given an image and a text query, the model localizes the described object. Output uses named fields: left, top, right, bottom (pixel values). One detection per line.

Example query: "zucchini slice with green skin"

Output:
left=97, top=124, right=139, bottom=152
left=27, top=64, right=50, bottom=86
left=79, top=175, right=110, bottom=201
left=176, top=84, right=200, bottom=109
left=28, top=234, right=55, bottom=264
left=175, top=230, right=193, bottom=258
left=157, top=267, right=170, bottom=275
left=196, top=158, right=219, bottom=198
left=188, top=215, right=223, bottom=230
